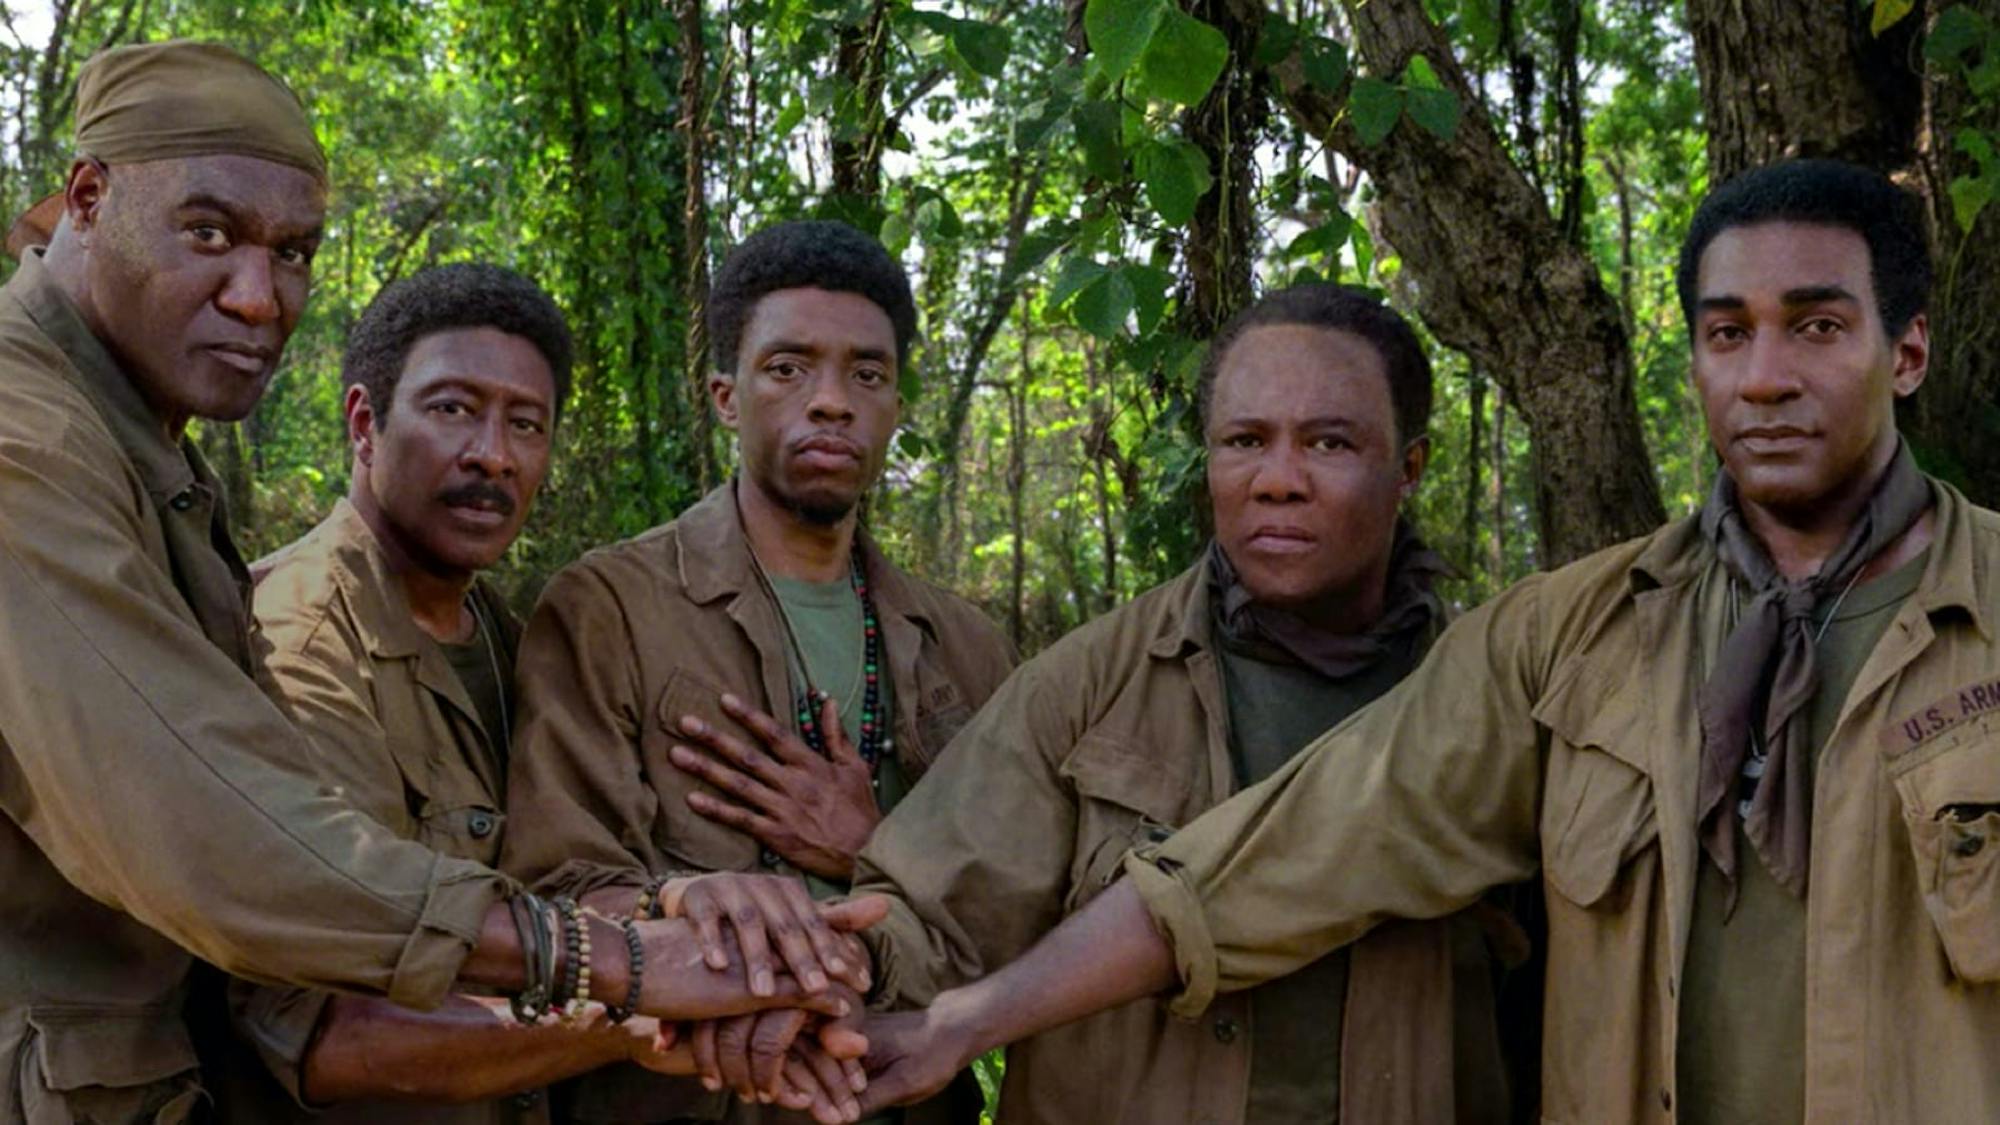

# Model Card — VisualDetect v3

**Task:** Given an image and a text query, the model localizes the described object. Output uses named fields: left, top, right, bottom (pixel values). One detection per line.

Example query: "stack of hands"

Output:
left=612, top=873, right=952, bottom=1124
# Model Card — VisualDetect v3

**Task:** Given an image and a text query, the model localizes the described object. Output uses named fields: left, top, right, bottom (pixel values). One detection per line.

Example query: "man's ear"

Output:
left=345, top=384, right=379, bottom=465
left=62, top=158, right=110, bottom=241
left=1890, top=312, right=1929, bottom=399
left=1399, top=433, right=1432, bottom=501
left=710, top=371, right=740, bottom=431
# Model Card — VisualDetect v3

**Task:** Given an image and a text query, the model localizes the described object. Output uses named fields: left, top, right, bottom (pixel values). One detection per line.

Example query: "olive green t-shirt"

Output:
left=1217, top=628, right=1423, bottom=1125
left=440, top=598, right=515, bottom=767
left=1677, top=549, right=1929, bottom=1125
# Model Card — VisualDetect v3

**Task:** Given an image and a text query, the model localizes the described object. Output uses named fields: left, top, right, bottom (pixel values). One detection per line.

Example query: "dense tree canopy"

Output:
left=1, top=0, right=1991, bottom=656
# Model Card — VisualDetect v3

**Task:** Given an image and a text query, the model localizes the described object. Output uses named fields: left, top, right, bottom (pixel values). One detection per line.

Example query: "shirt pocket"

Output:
left=1886, top=723, right=2000, bottom=982
left=18, top=1005, right=204, bottom=1125
left=1059, top=732, right=1193, bottom=913
left=645, top=666, right=762, bottom=872
left=1533, top=666, right=1660, bottom=909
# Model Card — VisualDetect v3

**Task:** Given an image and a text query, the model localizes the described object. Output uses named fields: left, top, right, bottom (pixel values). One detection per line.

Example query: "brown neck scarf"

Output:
left=1208, top=519, right=1448, bottom=680
left=1695, top=439, right=1932, bottom=900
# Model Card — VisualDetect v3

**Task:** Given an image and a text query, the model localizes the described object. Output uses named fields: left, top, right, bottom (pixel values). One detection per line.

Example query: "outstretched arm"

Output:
left=857, top=879, right=1173, bottom=1113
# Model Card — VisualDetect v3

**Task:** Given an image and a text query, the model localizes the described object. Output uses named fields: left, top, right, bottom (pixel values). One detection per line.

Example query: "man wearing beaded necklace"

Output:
left=201, top=263, right=710, bottom=1123
left=502, top=220, right=1015, bottom=1124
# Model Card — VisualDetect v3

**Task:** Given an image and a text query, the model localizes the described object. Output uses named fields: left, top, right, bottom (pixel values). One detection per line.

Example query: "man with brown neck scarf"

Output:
left=852, top=159, right=2000, bottom=1124
left=807, top=284, right=1519, bottom=1124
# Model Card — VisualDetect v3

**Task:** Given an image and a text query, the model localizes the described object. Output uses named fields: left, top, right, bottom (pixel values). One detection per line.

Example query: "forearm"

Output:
left=932, top=880, right=1173, bottom=1060
left=302, top=994, right=657, bottom=1103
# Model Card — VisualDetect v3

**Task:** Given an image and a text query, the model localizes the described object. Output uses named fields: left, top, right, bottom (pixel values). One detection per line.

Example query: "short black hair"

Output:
left=1676, top=158, right=1932, bottom=337
left=1197, top=282, right=1433, bottom=445
left=706, top=219, right=917, bottom=375
left=342, top=262, right=574, bottom=418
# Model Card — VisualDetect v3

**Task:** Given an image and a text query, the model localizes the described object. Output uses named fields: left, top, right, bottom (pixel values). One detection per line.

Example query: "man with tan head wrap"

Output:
left=0, top=40, right=873, bottom=1125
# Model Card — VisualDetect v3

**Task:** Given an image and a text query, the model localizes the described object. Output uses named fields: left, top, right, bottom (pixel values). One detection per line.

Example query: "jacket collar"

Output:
left=1146, top=560, right=1216, bottom=660
left=1624, top=472, right=1988, bottom=641
left=10, top=250, right=196, bottom=502
left=675, top=480, right=939, bottom=636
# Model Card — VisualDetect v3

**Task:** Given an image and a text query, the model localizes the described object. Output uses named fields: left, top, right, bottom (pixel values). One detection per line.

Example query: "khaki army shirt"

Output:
left=855, top=560, right=1514, bottom=1125
left=204, top=499, right=535, bottom=1125
left=0, top=255, right=505, bottom=1124
left=1130, top=479, right=2000, bottom=1124
left=502, top=482, right=1014, bottom=1121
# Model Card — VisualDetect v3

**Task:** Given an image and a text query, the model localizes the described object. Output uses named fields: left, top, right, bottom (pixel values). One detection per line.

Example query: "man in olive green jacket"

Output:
left=211, top=266, right=708, bottom=1123
left=502, top=221, right=1014, bottom=1123
left=855, top=161, right=2000, bottom=1125
left=851, top=284, right=1523, bottom=1125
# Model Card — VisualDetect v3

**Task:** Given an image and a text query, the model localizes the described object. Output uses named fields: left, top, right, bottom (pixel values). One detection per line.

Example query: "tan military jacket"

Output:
left=206, top=499, right=536, bottom=1125
left=502, top=482, right=1014, bottom=1121
left=855, top=560, right=1513, bottom=1125
left=1131, top=480, right=2000, bottom=1124
left=0, top=254, right=504, bottom=1125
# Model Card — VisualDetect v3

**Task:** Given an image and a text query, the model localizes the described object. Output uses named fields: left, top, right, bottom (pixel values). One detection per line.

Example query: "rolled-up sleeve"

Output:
left=0, top=425, right=503, bottom=1008
left=1125, top=577, right=1555, bottom=1015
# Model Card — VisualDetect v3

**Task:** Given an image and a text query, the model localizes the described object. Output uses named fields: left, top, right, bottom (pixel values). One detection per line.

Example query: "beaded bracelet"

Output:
left=553, top=896, right=583, bottom=1017
left=572, top=910, right=594, bottom=1020
left=632, top=877, right=662, bottom=922
left=608, top=916, right=644, bottom=1024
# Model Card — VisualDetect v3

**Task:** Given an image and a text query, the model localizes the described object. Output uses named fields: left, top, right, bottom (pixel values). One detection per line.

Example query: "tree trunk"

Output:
left=1688, top=0, right=2000, bottom=505
left=831, top=0, right=892, bottom=203
left=1276, top=0, right=1665, bottom=565
left=1178, top=0, right=1268, bottom=338
left=677, top=0, right=720, bottom=492
left=1008, top=314, right=1032, bottom=650
left=1687, top=0, right=1924, bottom=179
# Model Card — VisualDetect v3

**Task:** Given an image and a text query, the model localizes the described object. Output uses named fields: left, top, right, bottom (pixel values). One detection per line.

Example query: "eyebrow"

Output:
left=1215, top=414, right=1360, bottom=430
left=1696, top=284, right=1860, bottom=313
left=761, top=340, right=894, bottom=363
left=177, top=192, right=325, bottom=243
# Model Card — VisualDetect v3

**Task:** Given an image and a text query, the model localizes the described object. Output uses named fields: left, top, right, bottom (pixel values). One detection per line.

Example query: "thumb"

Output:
left=819, top=694, right=861, bottom=761
left=819, top=894, right=890, bottom=933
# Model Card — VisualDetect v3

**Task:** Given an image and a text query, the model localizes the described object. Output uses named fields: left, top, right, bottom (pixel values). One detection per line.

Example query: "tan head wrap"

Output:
left=7, top=40, right=325, bottom=258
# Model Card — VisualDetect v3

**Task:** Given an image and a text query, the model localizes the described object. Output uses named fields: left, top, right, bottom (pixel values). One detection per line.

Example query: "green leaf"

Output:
left=1014, top=93, right=1071, bottom=151
left=1133, top=8, right=1231, bottom=107
left=1084, top=0, right=1165, bottom=83
left=1072, top=99, right=1125, bottom=180
left=1121, top=264, right=1175, bottom=334
left=772, top=98, right=806, bottom=136
left=1073, top=270, right=1136, bottom=338
left=1286, top=210, right=1352, bottom=258
left=1135, top=139, right=1213, bottom=226
left=1349, top=221, right=1376, bottom=281
left=1406, top=87, right=1461, bottom=140
left=953, top=21, right=1012, bottom=79
left=1871, top=0, right=1916, bottom=36
left=1924, top=5, right=1986, bottom=64
left=1302, top=36, right=1349, bottom=94
left=1403, top=52, right=1445, bottom=90
left=1049, top=255, right=1109, bottom=308
left=1008, top=228, right=1068, bottom=278
left=915, top=192, right=963, bottom=238
left=1949, top=172, right=1992, bottom=233
left=1958, top=127, right=1997, bottom=173
left=896, top=429, right=929, bottom=457
left=879, top=211, right=914, bottom=255
left=1253, top=15, right=1299, bottom=69
left=1348, top=77, right=1403, bottom=146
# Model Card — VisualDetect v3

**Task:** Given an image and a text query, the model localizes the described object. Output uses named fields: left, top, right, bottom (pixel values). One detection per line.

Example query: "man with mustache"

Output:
left=0, top=43, right=865, bottom=1125
left=502, top=220, right=1014, bottom=1124
left=205, top=263, right=729, bottom=1121
left=818, top=282, right=1522, bottom=1124
left=853, top=158, right=2000, bottom=1123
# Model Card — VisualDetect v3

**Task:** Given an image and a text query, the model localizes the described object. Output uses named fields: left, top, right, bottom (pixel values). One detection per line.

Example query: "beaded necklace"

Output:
left=790, top=545, right=888, bottom=767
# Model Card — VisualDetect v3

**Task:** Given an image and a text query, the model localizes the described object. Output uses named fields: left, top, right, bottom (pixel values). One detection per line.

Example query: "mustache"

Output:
left=437, top=481, right=516, bottom=517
